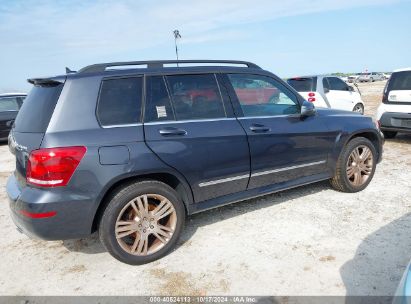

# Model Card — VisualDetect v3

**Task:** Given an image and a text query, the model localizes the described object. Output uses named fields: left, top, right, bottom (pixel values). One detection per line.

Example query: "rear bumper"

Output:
left=380, top=112, right=411, bottom=133
left=7, top=173, right=95, bottom=240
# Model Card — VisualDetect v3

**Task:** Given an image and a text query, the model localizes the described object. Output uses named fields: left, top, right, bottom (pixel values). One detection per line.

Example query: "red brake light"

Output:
left=308, top=92, right=316, bottom=97
left=27, top=146, right=86, bottom=187
left=308, top=97, right=316, bottom=102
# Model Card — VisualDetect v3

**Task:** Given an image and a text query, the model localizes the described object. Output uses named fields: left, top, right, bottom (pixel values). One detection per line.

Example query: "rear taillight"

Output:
left=27, top=146, right=86, bottom=187
left=308, top=92, right=316, bottom=102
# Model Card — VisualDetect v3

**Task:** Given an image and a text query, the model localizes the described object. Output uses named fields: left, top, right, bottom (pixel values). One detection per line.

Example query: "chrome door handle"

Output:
left=159, top=127, right=187, bottom=136
left=249, top=124, right=270, bottom=133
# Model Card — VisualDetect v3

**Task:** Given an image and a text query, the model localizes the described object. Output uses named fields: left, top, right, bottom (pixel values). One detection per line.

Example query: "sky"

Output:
left=0, top=0, right=410, bottom=92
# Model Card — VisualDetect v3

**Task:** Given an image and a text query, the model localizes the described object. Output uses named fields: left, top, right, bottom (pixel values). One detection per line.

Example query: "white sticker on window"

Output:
left=156, top=106, right=167, bottom=118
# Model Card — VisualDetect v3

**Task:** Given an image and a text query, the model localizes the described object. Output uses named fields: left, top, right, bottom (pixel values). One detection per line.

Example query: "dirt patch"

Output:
left=149, top=268, right=230, bottom=295
left=62, top=265, right=87, bottom=275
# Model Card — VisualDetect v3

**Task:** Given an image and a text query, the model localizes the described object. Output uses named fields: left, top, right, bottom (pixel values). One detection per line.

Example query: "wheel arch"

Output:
left=342, top=130, right=382, bottom=162
left=330, top=129, right=382, bottom=174
left=91, top=171, right=193, bottom=233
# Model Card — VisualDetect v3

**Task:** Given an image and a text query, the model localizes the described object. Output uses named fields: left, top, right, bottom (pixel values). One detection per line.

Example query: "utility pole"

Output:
left=173, top=30, right=181, bottom=66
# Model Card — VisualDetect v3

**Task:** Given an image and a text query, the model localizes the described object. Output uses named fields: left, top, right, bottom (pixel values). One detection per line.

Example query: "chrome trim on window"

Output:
left=238, top=114, right=300, bottom=120
left=199, top=174, right=250, bottom=187
left=251, top=160, right=327, bottom=177
left=101, top=123, right=143, bottom=128
left=144, top=118, right=236, bottom=125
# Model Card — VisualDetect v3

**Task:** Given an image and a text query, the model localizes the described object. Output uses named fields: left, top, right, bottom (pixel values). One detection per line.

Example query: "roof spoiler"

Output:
left=27, top=78, right=64, bottom=86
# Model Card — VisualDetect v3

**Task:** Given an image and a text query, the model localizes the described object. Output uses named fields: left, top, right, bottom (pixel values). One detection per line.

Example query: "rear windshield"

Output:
left=14, top=83, right=63, bottom=133
left=389, top=71, right=411, bottom=90
left=287, top=77, right=317, bottom=92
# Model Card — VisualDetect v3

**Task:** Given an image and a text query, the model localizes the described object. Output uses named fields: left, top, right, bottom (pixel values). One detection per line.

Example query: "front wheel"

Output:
left=99, top=180, right=185, bottom=265
left=353, top=103, right=364, bottom=114
left=330, top=137, right=377, bottom=193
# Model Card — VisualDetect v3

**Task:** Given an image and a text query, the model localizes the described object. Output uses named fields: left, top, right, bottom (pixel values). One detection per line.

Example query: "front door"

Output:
left=324, top=77, right=356, bottom=111
left=223, top=73, right=335, bottom=189
left=143, top=74, right=250, bottom=203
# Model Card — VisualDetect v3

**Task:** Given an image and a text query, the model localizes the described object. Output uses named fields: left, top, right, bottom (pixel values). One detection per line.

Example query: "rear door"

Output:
left=224, top=73, right=334, bottom=189
left=0, top=96, right=20, bottom=139
left=9, top=80, right=64, bottom=187
left=325, top=77, right=355, bottom=111
left=143, top=74, right=250, bottom=203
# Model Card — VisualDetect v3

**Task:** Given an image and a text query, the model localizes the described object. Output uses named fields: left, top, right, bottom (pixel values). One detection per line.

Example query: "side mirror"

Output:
left=324, top=87, right=330, bottom=93
left=301, top=101, right=316, bottom=117
left=348, top=86, right=355, bottom=92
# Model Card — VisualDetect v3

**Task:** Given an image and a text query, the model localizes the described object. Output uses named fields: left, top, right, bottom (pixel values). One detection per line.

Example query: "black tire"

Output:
left=99, top=180, right=186, bottom=265
left=330, top=137, right=377, bottom=193
left=382, top=131, right=397, bottom=139
left=352, top=103, right=364, bottom=114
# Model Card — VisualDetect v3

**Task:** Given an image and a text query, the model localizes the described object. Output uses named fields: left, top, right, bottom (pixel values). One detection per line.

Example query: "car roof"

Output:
left=28, top=60, right=274, bottom=85
left=393, top=67, right=411, bottom=72
left=0, top=92, right=27, bottom=97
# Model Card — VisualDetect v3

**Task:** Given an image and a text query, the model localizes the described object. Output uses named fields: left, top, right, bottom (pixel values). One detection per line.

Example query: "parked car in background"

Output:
left=7, top=60, right=383, bottom=264
left=0, top=93, right=26, bottom=141
left=383, top=73, right=391, bottom=80
left=358, top=72, right=384, bottom=82
left=287, top=75, right=365, bottom=114
left=376, top=68, right=411, bottom=138
left=340, top=76, right=348, bottom=82
left=347, top=74, right=361, bottom=83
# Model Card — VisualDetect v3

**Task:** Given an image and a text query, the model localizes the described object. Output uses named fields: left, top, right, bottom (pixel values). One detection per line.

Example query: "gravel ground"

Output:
left=0, top=81, right=410, bottom=296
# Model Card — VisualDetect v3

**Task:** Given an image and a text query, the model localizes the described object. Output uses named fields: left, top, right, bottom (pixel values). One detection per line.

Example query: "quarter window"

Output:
left=328, top=77, right=349, bottom=91
left=0, top=97, right=19, bottom=111
left=228, top=74, right=300, bottom=117
left=97, top=77, right=142, bottom=126
left=165, top=74, right=226, bottom=120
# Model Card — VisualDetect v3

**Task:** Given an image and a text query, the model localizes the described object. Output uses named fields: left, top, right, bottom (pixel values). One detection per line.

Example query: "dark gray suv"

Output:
left=7, top=60, right=383, bottom=264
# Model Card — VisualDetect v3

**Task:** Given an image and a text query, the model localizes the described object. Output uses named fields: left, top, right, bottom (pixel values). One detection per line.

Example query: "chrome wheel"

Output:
left=115, top=194, right=177, bottom=256
left=346, top=145, right=374, bottom=187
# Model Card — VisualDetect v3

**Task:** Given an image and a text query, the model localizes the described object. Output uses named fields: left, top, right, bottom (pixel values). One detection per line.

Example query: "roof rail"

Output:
left=78, top=60, right=261, bottom=74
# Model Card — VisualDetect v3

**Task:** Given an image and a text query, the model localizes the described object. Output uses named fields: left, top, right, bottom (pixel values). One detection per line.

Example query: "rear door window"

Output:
left=0, top=97, right=19, bottom=111
left=145, top=76, right=175, bottom=122
left=14, top=84, right=63, bottom=133
left=328, top=77, right=349, bottom=91
left=97, top=77, right=143, bottom=126
left=165, top=74, right=226, bottom=120
left=389, top=71, right=411, bottom=90
left=287, top=77, right=317, bottom=92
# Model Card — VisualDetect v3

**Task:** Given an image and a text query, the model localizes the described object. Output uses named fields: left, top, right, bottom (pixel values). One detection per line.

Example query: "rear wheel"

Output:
left=99, top=180, right=185, bottom=265
left=330, top=137, right=377, bottom=193
left=382, top=131, right=397, bottom=139
left=353, top=103, right=364, bottom=114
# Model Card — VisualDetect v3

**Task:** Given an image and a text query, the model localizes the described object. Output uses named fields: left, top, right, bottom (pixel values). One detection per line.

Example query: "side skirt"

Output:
left=188, top=172, right=331, bottom=215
